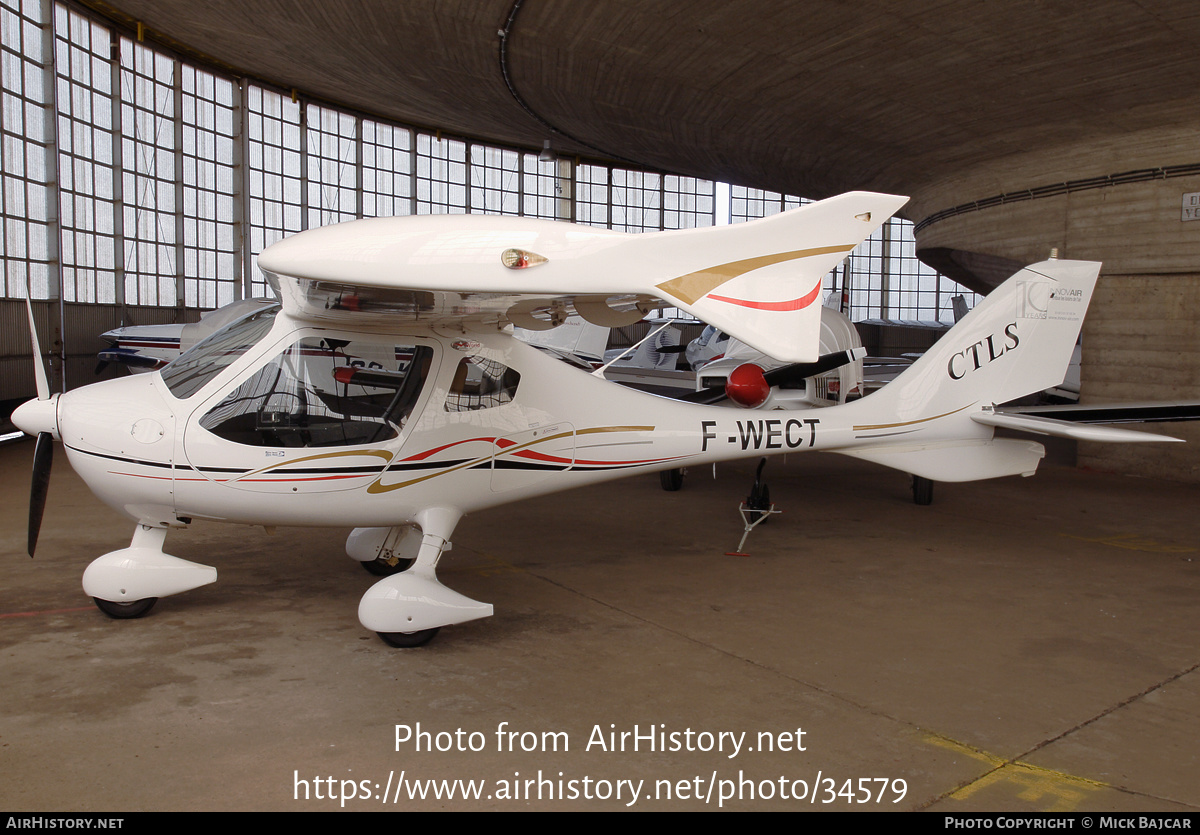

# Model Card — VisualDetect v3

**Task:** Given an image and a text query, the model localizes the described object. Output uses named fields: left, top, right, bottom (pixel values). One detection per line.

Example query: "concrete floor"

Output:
left=1, top=439, right=1198, bottom=812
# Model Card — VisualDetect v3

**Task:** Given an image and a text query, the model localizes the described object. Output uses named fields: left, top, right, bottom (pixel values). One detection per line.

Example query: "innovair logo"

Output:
left=1017, top=280, right=1050, bottom=319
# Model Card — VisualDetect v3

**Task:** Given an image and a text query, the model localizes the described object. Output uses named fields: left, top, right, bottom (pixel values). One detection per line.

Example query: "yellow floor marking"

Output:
left=925, top=734, right=1107, bottom=812
left=1062, top=532, right=1196, bottom=554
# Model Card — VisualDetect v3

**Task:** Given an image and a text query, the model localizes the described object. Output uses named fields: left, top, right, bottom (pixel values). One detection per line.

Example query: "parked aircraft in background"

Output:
left=695, top=306, right=865, bottom=409
left=97, top=298, right=276, bottom=373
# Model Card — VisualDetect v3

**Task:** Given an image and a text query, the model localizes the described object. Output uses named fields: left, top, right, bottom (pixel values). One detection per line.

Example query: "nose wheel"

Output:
left=82, top=524, right=217, bottom=619
left=726, top=458, right=780, bottom=556
left=93, top=597, right=158, bottom=619
left=377, top=627, right=440, bottom=648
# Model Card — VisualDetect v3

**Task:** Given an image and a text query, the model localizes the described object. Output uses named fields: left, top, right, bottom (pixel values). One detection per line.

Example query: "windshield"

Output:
left=161, top=304, right=280, bottom=399
left=199, top=337, right=433, bottom=448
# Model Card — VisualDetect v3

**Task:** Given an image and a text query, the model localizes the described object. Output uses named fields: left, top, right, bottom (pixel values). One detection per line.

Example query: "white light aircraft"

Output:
left=12, top=192, right=1182, bottom=647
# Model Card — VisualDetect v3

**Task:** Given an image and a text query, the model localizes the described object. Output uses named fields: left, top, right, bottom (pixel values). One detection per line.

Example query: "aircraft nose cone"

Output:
left=12, top=395, right=59, bottom=439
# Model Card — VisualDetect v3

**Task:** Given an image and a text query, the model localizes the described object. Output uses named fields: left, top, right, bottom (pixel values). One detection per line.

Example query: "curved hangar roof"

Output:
left=93, top=1, right=1199, bottom=243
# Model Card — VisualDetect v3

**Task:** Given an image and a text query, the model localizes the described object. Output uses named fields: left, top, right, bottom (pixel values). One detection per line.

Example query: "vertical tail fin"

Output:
left=835, top=260, right=1100, bottom=482
left=865, top=259, right=1100, bottom=417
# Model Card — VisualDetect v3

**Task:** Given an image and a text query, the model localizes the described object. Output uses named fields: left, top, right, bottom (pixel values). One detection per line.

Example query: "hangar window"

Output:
left=444, top=357, right=520, bottom=412
left=5, top=0, right=975, bottom=340
left=199, top=337, right=434, bottom=447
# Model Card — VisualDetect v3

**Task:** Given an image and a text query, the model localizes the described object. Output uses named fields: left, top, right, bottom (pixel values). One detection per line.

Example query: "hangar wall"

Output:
left=917, top=173, right=1200, bottom=482
left=1080, top=273, right=1200, bottom=480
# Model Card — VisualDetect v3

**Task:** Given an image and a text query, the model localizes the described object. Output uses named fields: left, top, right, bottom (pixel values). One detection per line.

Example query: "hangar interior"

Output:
left=2, top=0, right=980, bottom=404
left=2, top=0, right=1199, bottom=814
left=4, top=0, right=1199, bottom=479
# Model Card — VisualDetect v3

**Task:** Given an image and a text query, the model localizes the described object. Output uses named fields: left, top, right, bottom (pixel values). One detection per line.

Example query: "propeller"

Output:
left=28, top=431, right=53, bottom=557
left=15, top=290, right=59, bottom=557
left=761, top=347, right=866, bottom=389
left=680, top=347, right=867, bottom=406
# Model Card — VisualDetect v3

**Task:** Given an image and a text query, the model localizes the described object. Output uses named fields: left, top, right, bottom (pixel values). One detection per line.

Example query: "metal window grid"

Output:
left=179, top=63, right=237, bottom=308
left=53, top=2, right=116, bottom=303
left=4, top=0, right=965, bottom=328
left=0, top=0, right=54, bottom=299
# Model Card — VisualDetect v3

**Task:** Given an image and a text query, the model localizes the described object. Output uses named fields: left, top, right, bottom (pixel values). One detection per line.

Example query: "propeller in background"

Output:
left=679, top=347, right=867, bottom=407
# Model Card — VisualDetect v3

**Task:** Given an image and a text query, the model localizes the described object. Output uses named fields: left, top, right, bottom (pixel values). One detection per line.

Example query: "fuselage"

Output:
left=56, top=305, right=979, bottom=530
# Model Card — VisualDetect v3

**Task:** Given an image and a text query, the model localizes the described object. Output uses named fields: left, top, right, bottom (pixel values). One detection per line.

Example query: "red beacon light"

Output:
left=725, top=363, right=771, bottom=408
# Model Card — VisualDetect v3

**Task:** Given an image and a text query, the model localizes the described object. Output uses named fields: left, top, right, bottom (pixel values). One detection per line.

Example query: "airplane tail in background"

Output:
left=834, top=259, right=1109, bottom=482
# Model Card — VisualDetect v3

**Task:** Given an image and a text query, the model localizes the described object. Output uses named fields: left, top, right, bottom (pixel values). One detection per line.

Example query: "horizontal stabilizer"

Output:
left=973, top=411, right=1183, bottom=443
left=1001, top=401, right=1200, bottom=425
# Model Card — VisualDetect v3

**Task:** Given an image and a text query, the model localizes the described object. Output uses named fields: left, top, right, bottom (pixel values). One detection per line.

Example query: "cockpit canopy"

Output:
left=198, top=336, right=433, bottom=448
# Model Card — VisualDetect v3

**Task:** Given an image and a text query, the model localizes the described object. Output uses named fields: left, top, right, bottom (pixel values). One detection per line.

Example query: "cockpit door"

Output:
left=180, top=331, right=437, bottom=495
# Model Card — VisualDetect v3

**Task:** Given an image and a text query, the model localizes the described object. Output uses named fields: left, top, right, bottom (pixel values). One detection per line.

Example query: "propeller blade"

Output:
left=24, top=291, right=50, bottom=401
left=28, top=431, right=53, bottom=557
left=762, top=347, right=866, bottom=388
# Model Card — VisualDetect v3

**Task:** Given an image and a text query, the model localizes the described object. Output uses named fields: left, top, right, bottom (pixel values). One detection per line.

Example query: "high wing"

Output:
left=257, top=191, right=907, bottom=363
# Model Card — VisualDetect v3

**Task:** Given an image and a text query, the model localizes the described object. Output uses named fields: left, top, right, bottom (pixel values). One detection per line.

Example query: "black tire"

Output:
left=747, top=483, right=771, bottom=523
left=659, top=468, right=684, bottom=491
left=360, top=557, right=415, bottom=576
left=377, top=627, right=440, bottom=648
left=912, top=475, right=934, bottom=506
left=93, top=597, right=158, bottom=619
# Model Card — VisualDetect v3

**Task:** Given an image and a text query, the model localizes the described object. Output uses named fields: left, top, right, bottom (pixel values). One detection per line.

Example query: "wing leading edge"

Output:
left=258, top=191, right=908, bottom=363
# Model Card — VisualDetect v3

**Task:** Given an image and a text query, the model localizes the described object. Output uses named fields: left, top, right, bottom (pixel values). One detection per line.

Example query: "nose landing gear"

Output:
left=93, top=597, right=159, bottom=619
left=82, top=524, right=216, bottom=618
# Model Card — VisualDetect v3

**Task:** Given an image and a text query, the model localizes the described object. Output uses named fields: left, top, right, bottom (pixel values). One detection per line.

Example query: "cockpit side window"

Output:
left=161, top=304, right=280, bottom=399
left=444, top=356, right=520, bottom=412
left=199, top=337, right=434, bottom=448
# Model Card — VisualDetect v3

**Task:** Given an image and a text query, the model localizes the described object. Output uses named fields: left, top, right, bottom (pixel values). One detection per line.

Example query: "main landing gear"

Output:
left=377, top=627, right=440, bottom=648
left=80, top=515, right=490, bottom=646
left=352, top=508, right=492, bottom=647
left=347, top=526, right=418, bottom=576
